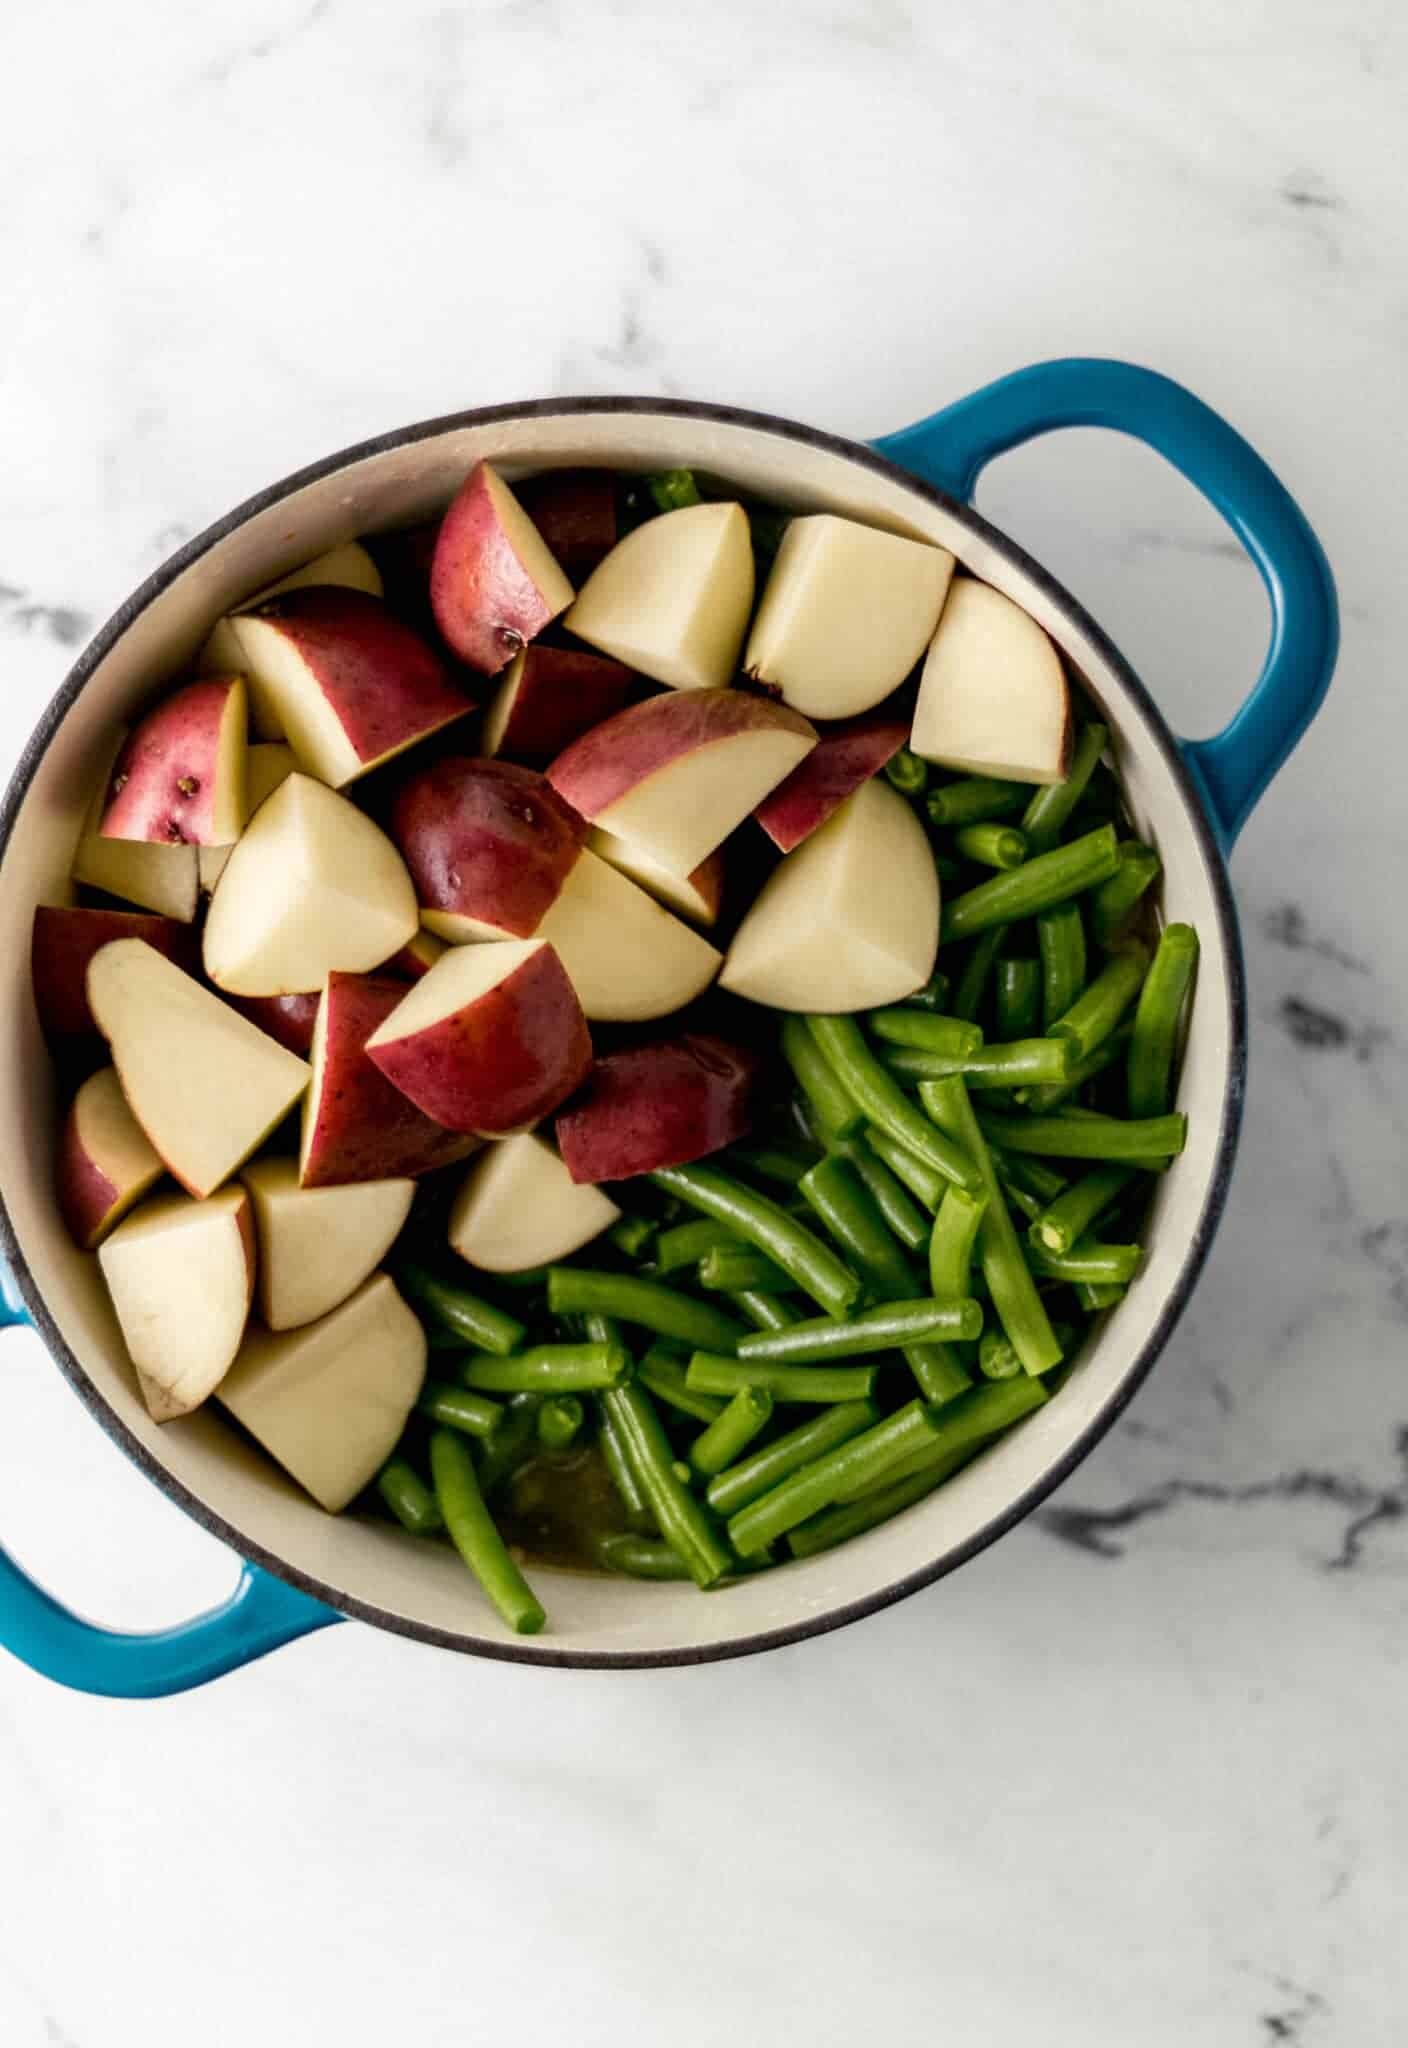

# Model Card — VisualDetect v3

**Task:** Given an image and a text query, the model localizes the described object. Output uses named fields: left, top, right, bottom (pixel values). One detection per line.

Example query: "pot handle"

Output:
left=872, top=357, right=1339, bottom=848
left=0, top=1270, right=340, bottom=1698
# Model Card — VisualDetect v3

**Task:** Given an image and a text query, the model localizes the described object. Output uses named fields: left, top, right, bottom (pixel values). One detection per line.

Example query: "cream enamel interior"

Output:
left=0, top=406, right=1237, bottom=1662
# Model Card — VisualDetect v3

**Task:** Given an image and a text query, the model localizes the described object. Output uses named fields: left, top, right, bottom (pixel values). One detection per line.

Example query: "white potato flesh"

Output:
left=911, top=578, right=1071, bottom=783
left=535, top=849, right=721, bottom=1021
left=364, top=937, right=546, bottom=1042
left=586, top=725, right=813, bottom=879
left=587, top=828, right=721, bottom=926
left=87, top=939, right=310, bottom=1198
left=719, top=777, right=938, bottom=1012
left=199, top=742, right=298, bottom=891
left=72, top=732, right=198, bottom=921
left=744, top=515, right=955, bottom=718
left=218, top=1274, right=427, bottom=1513
left=241, top=1156, right=414, bottom=1331
left=99, top=1185, right=253, bottom=1421
left=448, top=1132, right=619, bottom=1273
left=203, top=773, right=418, bottom=995
left=565, top=501, right=754, bottom=691
left=199, top=541, right=385, bottom=733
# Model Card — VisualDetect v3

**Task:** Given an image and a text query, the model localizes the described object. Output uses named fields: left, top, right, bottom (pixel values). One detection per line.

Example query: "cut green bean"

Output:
left=462, top=1342, right=632, bottom=1394
left=698, top=1246, right=794, bottom=1293
left=976, top=1109, right=1187, bottom=1161
left=799, top=1154, right=917, bottom=1300
left=1028, top=1240, right=1144, bottom=1285
left=397, top=1262, right=525, bottom=1356
left=994, top=958, right=1042, bottom=1041
left=805, top=1016, right=982, bottom=1195
left=596, top=1532, right=693, bottom=1580
left=688, top=1386, right=774, bottom=1478
left=887, top=1037, right=1078, bottom=1088
left=649, top=1162, right=862, bottom=1319
left=900, top=970, right=952, bottom=1013
left=1089, top=841, right=1161, bottom=949
left=1050, top=941, right=1149, bottom=1061
left=928, top=1182, right=989, bottom=1300
left=1029, top=1165, right=1137, bottom=1255
left=731, top=1145, right=815, bottom=1187
left=833, top=1373, right=1051, bottom=1502
left=1017, top=1019, right=1134, bottom=1112
left=849, top=1140, right=930, bottom=1252
left=607, top=1214, right=657, bottom=1260
left=904, top=1341, right=973, bottom=1403
left=953, top=821, right=1028, bottom=870
left=647, top=467, right=702, bottom=512
left=728, top=1399, right=943, bottom=1555
left=1127, top=922, right=1199, bottom=1117
left=919, top=1077, right=1064, bottom=1376
left=1020, top=723, right=1108, bottom=854
left=1037, top=902, right=1087, bottom=1030
left=864, top=1127, right=948, bottom=1211
left=926, top=775, right=1027, bottom=827
left=952, top=926, right=1006, bottom=1021
left=427, top=1325, right=467, bottom=1352
left=596, top=1398, right=656, bottom=1533
left=430, top=1429, right=545, bottom=1636
left=686, top=1354, right=878, bottom=1404
left=989, top=1150, right=1068, bottom=1204
left=639, top=1344, right=725, bottom=1424
left=536, top=1395, right=584, bottom=1450
left=787, top=1450, right=973, bottom=1558
left=546, top=1266, right=746, bottom=1353
left=728, top=1289, right=800, bottom=1333
left=977, top=1329, right=1024, bottom=1380
left=1075, top=1281, right=1127, bottom=1311
left=475, top=1392, right=543, bottom=1498
left=705, top=1401, right=878, bottom=1517
left=655, top=1218, right=742, bottom=1274
left=868, top=1009, right=985, bottom=1059
left=941, top=824, right=1120, bottom=941
left=781, top=1013, right=866, bottom=1143
left=884, top=746, right=929, bottom=796
left=599, top=1383, right=733, bottom=1589
left=417, top=1382, right=505, bottom=1439
left=735, top=1296, right=982, bottom=1363
left=377, top=1457, right=443, bottom=1536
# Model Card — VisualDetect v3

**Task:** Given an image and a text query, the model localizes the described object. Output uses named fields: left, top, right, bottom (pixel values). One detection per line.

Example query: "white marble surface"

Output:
left=1, top=3, right=1404, bottom=2041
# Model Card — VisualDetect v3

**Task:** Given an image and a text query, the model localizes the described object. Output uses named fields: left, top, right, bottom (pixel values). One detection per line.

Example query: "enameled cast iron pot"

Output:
left=0, top=359, right=1338, bottom=1696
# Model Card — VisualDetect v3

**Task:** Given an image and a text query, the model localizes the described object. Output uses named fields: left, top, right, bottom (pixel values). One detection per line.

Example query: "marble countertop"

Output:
left=1, top=4, right=1402, bottom=2042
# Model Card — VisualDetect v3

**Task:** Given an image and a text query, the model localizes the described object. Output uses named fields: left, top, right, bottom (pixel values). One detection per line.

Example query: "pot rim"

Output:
left=0, top=394, right=1245, bottom=1670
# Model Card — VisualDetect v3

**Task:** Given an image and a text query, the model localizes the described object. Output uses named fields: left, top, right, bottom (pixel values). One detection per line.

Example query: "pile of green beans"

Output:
left=368, top=710, right=1197, bottom=1637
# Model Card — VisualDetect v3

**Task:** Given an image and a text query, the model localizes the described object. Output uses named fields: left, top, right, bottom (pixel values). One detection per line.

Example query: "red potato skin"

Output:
left=547, top=688, right=816, bottom=822
left=430, top=463, right=568, bottom=675
left=32, top=907, right=197, bottom=1045
left=556, top=1034, right=758, bottom=1184
left=227, top=991, right=321, bottom=1056
left=246, top=586, right=473, bottom=762
left=391, top=756, right=586, bottom=938
left=56, top=1102, right=122, bottom=1248
left=99, top=679, right=241, bottom=846
left=752, top=712, right=910, bottom=853
left=488, top=645, right=633, bottom=760
left=302, top=974, right=481, bottom=1187
left=368, top=946, right=592, bottom=1136
left=515, top=470, right=618, bottom=577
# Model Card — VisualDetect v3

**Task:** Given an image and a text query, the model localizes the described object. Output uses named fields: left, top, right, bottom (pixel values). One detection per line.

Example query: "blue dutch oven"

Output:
left=0, top=360, right=1337, bottom=1694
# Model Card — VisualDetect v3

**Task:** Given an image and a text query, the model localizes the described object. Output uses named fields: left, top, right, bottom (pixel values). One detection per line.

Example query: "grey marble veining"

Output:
left=0, top=3, right=1404, bottom=2042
